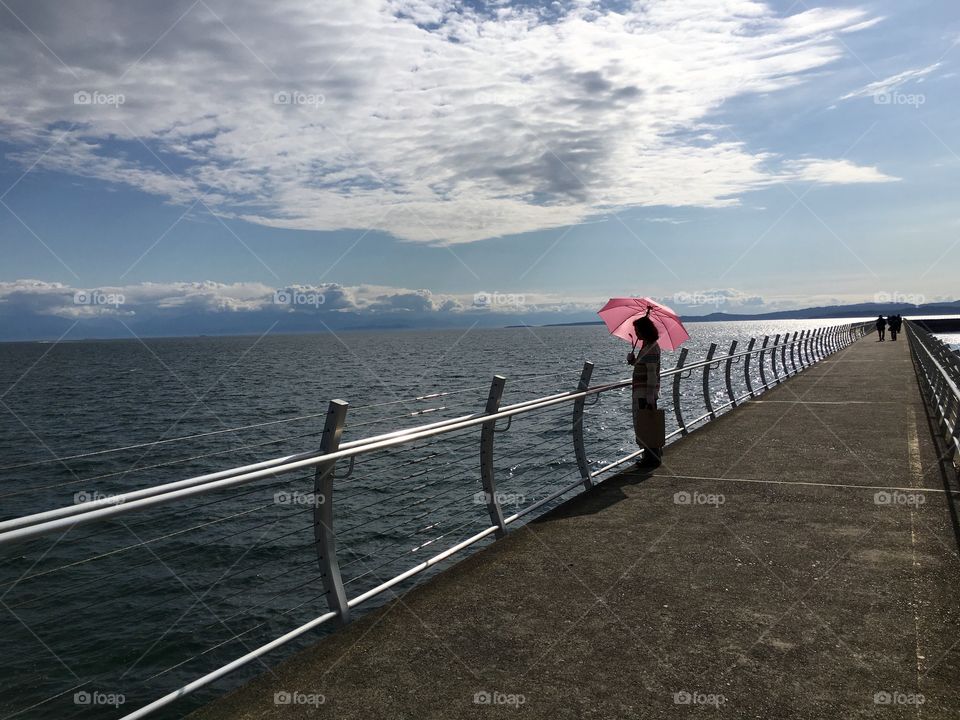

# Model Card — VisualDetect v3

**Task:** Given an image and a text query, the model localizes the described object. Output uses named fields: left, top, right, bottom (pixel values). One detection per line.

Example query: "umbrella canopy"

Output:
left=598, top=297, right=690, bottom=351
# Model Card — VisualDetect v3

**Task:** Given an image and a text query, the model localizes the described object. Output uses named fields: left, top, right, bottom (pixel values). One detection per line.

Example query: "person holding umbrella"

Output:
left=598, top=297, right=689, bottom=469
left=627, top=312, right=663, bottom=467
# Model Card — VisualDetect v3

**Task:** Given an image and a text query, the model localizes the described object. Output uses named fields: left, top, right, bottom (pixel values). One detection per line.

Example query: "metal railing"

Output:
left=907, top=320, right=960, bottom=466
left=0, top=322, right=870, bottom=720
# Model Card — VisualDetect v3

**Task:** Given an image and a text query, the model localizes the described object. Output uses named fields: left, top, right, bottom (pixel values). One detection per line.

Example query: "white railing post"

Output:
left=672, top=348, right=690, bottom=435
left=314, top=399, right=350, bottom=624
left=800, top=330, right=811, bottom=367
left=480, top=375, right=508, bottom=537
left=702, top=343, right=718, bottom=420
left=572, top=361, right=595, bottom=490
left=758, top=335, right=770, bottom=389
left=770, top=334, right=781, bottom=384
left=789, top=331, right=799, bottom=374
left=744, top=338, right=757, bottom=396
left=724, top=340, right=739, bottom=407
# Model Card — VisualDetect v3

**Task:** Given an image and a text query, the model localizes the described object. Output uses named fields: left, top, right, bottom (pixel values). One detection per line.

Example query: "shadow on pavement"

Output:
left=530, top=463, right=660, bottom=522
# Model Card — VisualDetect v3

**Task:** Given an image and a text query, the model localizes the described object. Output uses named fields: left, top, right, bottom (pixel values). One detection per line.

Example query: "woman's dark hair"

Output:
left=633, top=315, right=659, bottom=345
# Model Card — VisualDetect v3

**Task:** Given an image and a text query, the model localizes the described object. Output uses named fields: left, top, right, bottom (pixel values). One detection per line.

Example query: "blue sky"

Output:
left=0, top=0, right=957, bottom=339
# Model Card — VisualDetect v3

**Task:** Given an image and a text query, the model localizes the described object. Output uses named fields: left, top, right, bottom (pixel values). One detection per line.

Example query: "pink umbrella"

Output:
left=598, top=297, right=690, bottom=351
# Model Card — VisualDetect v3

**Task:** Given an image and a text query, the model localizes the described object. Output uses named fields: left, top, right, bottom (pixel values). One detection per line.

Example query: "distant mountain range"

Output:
left=538, top=299, right=960, bottom=327
left=681, top=299, right=960, bottom=322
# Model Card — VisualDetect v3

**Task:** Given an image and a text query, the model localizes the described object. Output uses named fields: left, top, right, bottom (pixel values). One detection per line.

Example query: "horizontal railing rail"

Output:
left=0, top=321, right=871, bottom=720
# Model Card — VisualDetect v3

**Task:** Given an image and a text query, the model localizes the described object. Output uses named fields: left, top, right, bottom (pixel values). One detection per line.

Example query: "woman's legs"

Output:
left=633, top=398, right=662, bottom=467
left=631, top=396, right=645, bottom=442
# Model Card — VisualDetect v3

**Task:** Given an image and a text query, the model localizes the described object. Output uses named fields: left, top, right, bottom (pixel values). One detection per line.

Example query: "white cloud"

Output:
left=0, top=279, right=608, bottom=320
left=839, top=62, right=942, bottom=100
left=782, top=158, right=897, bottom=184
left=839, top=17, right=885, bottom=34
left=645, top=217, right=690, bottom=225
left=0, top=279, right=465, bottom=319
left=0, top=0, right=890, bottom=244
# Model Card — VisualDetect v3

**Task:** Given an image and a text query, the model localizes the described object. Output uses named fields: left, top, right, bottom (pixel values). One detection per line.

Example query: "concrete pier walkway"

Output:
left=192, top=335, right=960, bottom=719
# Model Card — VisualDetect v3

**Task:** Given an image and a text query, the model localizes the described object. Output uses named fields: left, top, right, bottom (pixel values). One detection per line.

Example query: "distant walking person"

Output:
left=628, top=313, right=663, bottom=467
left=875, top=314, right=886, bottom=341
left=890, top=314, right=902, bottom=341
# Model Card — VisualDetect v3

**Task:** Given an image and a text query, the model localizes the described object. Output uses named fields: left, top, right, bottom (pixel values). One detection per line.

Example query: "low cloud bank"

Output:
left=2, top=280, right=928, bottom=341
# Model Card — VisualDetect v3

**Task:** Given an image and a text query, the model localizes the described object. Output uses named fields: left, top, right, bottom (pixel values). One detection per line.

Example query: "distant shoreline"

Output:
left=2, top=304, right=958, bottom=343
left=529, top=303, right=960, bottom=328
